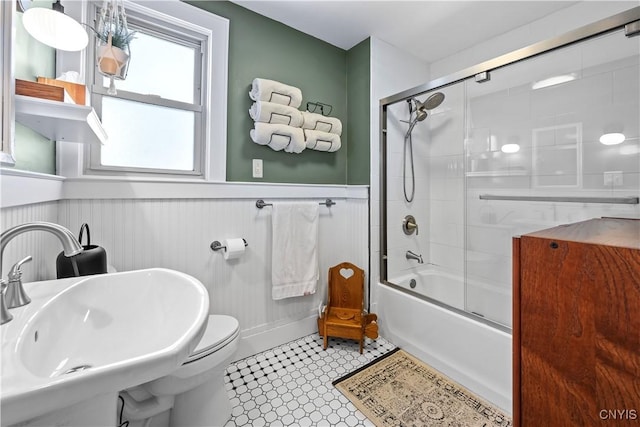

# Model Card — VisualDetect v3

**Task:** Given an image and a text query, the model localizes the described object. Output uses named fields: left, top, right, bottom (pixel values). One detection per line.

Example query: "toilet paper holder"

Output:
left=210, top=239, right=248, bottom=252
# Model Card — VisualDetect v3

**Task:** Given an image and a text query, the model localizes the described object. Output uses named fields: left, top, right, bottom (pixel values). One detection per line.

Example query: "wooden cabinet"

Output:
left=513, top=218, right=640, bottom=427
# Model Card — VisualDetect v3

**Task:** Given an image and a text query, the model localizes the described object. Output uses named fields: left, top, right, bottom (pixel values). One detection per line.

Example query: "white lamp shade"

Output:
left=22, top=7, right=88, bottom=52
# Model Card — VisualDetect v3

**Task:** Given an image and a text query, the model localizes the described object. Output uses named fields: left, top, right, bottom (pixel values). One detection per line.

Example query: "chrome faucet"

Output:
left=406, top=250, right=424, bottom=264
left=0, top=222, right=83, bottom=324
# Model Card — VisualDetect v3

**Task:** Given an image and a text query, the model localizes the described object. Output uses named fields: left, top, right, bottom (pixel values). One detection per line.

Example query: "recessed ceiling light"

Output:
left=599, top=133, right=626, bottom=145
left=501, top=143, right=520, bottom=153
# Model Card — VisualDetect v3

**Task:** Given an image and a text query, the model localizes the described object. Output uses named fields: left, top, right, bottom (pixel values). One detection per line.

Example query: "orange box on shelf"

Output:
left=15, top=79, right=64, bottom=102
left=37, top=77, right=86, bottom=105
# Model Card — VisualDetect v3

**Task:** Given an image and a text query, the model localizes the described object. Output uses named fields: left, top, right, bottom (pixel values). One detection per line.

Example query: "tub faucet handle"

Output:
left=403, top=215, right=419, bottom=235
left=407, top=220, right=418, bottom=235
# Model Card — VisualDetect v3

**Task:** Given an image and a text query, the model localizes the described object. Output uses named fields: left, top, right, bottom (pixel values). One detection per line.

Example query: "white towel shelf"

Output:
left=15, top=95, right=107, bottom=145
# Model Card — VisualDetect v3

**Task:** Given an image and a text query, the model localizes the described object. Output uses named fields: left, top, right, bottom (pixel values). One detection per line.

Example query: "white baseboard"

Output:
left=233, top=315, right=318, bottom=362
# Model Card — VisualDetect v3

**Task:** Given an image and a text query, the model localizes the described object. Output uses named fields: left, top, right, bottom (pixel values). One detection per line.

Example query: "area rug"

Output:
left=333, top=348, right=512, bottom=427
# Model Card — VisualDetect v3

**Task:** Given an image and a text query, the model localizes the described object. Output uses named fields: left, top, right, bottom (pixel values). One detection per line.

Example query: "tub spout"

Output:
left=406, top=250, right=424, bottom=264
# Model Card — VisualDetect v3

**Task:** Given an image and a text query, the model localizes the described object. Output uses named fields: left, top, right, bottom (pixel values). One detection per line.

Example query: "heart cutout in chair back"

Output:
left=340, top=268, right=354, bottom=279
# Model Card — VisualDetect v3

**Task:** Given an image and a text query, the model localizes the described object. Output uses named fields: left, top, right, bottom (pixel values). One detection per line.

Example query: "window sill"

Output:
left=0, top=169, right=64, bottom=208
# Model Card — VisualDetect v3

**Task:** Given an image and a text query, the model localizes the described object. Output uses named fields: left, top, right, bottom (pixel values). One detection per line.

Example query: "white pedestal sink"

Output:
left=1, top=268, right=209, bottom=426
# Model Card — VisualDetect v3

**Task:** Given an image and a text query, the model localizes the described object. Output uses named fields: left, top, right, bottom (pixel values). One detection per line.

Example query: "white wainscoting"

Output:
left=57, top=197, right=369, bottom=360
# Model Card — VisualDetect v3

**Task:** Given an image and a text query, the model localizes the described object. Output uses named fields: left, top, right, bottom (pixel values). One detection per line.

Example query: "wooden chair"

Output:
left=319, top=262, right=377, bottom=354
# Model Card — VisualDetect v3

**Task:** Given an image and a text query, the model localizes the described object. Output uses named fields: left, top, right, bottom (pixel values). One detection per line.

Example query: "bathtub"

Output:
left=390, top=268, right=512, bottom=326
left=373, top=279, right=512, bottom=414
left=389, top=269, right=465, bottom=311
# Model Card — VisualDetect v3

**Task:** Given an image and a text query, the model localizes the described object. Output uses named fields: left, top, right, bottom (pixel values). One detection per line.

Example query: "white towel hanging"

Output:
left=249, top=78, right=303, bottom=108
left=271, top=202, right=319, bottom=300
left=304, top=129, right=341, bottom=152
left=302, top=111, right=342, bottom=136
left=249, top=101, right=304, bottom=127
left=250, top=123, right=306, bottom=153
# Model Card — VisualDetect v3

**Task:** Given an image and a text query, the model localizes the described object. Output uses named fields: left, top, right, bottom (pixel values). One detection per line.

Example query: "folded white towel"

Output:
left=302, top=111, right=342, bottom=136
left=304, top=129, right=342, bottom=152
left=271, top=202, right=319, bottom=300
left=249, top=78, right=303, bottom=108
left=250, top=123, right=306, bottom=153
left=249, top=101, right=304, bottom=127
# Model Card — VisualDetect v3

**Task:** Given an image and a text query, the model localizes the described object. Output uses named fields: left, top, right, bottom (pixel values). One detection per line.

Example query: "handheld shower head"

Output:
left=414, top=109, right=428, bottom=122
left=403, top=91, right=446, bottom=203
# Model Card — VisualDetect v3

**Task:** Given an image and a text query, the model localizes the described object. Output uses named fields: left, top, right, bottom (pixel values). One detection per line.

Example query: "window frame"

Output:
left=76, top=0, right=228, bottom=181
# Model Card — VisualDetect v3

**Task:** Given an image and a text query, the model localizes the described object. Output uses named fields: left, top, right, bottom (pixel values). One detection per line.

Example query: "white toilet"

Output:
left=121, top=314, right=240, bottom=427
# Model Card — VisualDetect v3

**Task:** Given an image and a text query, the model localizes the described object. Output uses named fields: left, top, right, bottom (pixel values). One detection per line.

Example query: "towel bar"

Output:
left=256, top=199, right=336, bottom=209
left=479, top=194, right=639, bottom=204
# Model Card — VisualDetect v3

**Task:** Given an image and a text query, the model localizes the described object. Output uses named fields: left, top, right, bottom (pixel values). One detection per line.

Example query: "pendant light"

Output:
left=21, top=0, right=88, bottom=52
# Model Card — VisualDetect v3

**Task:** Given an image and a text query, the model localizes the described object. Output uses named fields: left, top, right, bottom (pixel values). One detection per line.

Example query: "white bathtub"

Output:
left=374, top=280, right=512, bottom=414
left=389, top=268, right=512, bottom=326
left=390, top=269, right=465, bottom=311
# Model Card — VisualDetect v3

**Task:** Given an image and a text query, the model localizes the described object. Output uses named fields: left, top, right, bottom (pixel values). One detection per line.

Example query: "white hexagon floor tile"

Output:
left=224, top=334, right=396, bottom=426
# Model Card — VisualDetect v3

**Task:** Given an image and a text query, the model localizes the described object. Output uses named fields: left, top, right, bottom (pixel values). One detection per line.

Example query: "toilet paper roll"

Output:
left=223, top=238, right=245, bottom=260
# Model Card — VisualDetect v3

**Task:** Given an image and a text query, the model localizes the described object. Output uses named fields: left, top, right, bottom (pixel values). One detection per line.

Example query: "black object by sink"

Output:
left=56, top=223, right=108, bottom=278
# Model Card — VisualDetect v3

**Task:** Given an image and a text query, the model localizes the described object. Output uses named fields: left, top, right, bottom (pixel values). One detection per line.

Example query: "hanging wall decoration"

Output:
left=94, top=0, right=135, bottom=95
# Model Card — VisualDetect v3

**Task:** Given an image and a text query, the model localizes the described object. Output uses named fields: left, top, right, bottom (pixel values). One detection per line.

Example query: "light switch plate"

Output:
left=252, top=159, right=263, bottom=178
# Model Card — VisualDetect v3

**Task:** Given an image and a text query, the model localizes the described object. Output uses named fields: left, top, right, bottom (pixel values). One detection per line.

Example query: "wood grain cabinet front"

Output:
left=513, top=217, right=640, bottom=427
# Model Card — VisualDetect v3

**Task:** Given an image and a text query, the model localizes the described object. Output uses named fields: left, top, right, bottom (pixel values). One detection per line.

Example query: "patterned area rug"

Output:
left=333, top=348, right=512, bottom=427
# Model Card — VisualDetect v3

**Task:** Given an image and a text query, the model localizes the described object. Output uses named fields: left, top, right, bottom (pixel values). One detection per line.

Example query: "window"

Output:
left=84, top=1, right=228, bottom=179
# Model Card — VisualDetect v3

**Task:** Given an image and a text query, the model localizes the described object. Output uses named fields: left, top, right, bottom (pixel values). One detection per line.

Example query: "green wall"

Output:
left=189, top=1, right=350, bottom=184
left=346, top=39, right=371, bottom=185
left=13, top=1, right=56, bottom=174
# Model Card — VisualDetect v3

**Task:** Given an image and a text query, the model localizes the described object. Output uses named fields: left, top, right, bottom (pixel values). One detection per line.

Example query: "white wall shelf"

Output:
left=14, top=95, right=107, bottom=145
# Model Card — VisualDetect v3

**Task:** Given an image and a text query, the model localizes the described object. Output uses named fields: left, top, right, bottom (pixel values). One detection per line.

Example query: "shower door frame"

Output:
left=379, top=6, right=640, bottom=332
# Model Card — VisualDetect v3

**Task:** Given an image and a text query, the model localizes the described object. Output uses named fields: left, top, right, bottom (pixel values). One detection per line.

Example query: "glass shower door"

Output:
left=464, top=28, right=640, bottom=327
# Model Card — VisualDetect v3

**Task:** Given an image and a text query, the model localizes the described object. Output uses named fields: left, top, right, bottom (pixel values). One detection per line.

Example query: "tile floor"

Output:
left=223, top=334, right=397, bottom=427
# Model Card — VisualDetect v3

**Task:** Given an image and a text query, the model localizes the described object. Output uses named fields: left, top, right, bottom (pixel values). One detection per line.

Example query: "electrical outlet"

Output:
left=613, top=172, right=623, bottom=186
left=604, top=171, right=623, bottom=187
left=252, top=159, right=263, bottom=178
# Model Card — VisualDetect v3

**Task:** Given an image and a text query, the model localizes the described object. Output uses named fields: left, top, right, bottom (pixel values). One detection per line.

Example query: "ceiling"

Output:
left=230, top=1, right=579, bottom=64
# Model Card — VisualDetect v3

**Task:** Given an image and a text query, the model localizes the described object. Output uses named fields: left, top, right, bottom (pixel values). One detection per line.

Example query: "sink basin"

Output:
left=1, top=268, right=209, bottom=426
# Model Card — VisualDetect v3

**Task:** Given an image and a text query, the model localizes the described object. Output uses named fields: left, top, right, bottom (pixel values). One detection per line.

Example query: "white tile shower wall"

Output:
left=370, top=37, right=430, bottom=296
left=0, top=202, right=61, bottom=283
left=57, top=198, right=369, bottom=359
left=384, top=100, right=431, bottom=282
